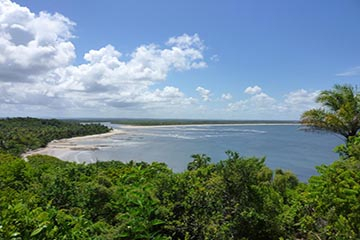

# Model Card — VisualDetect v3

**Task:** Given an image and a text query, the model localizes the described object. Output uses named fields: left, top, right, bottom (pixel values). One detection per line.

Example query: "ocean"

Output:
left=61, top=124, right=343, bottom=182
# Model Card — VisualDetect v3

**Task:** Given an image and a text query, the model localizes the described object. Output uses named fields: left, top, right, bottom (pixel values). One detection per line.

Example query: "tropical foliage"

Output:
left=301, top=84, right=360, bottom=140
left=0, top=152, right=299, bottom=239
left=290, top=134, right=360, bottom=239
left=0, top=117, right=110, bottom=156
left=1, top=134, right=359, bottom=239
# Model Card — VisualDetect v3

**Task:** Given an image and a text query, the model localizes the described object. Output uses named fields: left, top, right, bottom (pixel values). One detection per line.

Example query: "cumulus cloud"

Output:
left=167, top=33, right=204, bottom=51
left=228, top=92, right=275, bottom=111
left=284, top=89, right=320, bottom=110
left=196, top=86, right=211, bottom=101
left=251, top=92, right=276, bottom=106
left=244, top=85, right=262, bottom=95
left=336, top=66, right=360, bottom=77
left=227, top=100, right=246, bottom=112
left=221, top=93, right=232, bottom=100
left=52, top=37, right=205, bottom=106
left=0, top=0, right=208, bottom=116
left=0, top=0, right=75, bottom=82
left=227, top=88, right=320, bottom=119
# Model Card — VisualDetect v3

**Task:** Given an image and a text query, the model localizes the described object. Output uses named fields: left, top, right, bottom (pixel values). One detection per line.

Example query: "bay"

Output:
left=61, top=124, right=343, bottom=182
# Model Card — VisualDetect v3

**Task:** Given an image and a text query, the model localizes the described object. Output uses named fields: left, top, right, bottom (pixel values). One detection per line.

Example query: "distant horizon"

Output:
left=0, top=116, right=300, bottom=123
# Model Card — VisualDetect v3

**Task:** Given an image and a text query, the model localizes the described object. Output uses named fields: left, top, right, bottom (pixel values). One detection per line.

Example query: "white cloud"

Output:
left=0, top=0, right=75, bottom=82
left=336, top=66, right=360, bottom=77
left=140, top=86, right=190, bottom=105
left=244, top=85, right=262, bottom=95
left=167, top=33, right=204, bottom=51
left=196, top=86, right=211, bottom=101
left=251, top=92, right=276, bottom=106
left=53, top=38, right=205, bottom=105
left=227, top=89, right=320, bottom=119
left=284, top=89, right=320, bottom=110
left=221, top=93, right=232, bottom=100
left=227, top=100, right=246, bottom=111
left=84, top=45, right=121, bottom=65
left=228, top=92, right=275, bottom=111
left=0, top=0, right=208, bottom=116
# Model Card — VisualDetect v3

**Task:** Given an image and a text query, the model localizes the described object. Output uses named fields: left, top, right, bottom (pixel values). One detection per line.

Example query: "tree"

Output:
left=335, top=133, right=360, bottom=160
left=187, top=154, right=211, bottom=171
left=301, top=84, right=360, bottom=140
left=296, top=153, right=360, bottom=239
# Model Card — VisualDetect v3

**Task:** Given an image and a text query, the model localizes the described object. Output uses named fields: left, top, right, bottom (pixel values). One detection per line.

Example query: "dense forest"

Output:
left=0, top=117, right=110, bottom=156
left=0, top=136, right=359, bottom=239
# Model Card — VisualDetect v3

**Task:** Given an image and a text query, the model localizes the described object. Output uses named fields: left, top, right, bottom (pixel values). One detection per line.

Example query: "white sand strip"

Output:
left=22, top=129, right=124, bottom=160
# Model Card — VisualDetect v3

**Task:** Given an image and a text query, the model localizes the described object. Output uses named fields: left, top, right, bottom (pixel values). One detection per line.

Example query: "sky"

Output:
left=0, top=0, right=359, bottom=120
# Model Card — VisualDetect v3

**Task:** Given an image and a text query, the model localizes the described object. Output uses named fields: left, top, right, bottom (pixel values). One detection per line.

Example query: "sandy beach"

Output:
left=21, top=129, right=125, bottom=161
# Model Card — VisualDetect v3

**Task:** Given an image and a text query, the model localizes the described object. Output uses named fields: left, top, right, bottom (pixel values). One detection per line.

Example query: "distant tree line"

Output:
left=112, top=119, right=298, bottom=126
left=0, top=117, right=110, bottom=156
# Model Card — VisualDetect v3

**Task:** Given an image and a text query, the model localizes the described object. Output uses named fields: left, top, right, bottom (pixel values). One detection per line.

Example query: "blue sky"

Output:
left=1, top=0, right=359, bottom=119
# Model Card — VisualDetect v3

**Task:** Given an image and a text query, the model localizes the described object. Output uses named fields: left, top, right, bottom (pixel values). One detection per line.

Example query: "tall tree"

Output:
left=301, top=84, right=360, bottom=140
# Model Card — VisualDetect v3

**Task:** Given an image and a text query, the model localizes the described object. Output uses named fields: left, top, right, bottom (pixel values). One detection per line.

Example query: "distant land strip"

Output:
left=72, top=118, right=300, bottom=126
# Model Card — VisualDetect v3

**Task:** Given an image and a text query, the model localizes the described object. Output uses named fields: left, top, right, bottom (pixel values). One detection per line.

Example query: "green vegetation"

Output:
left=0, top=135, right=359, bottom=239
left=0, top=153, right=302, bottom=239
left=291, top=134, right=360, bottom=239
left=0, top=117, right=110, bottom=156
left=301, top=84, right=360, bottom=140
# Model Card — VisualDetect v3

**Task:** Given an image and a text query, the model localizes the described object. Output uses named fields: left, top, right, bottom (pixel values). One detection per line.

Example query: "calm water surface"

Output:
left=65, top=124, right=343, bottom=181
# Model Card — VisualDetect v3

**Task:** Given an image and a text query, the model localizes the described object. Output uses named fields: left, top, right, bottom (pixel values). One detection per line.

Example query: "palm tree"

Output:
left=300, top=84, right=360, bottom=140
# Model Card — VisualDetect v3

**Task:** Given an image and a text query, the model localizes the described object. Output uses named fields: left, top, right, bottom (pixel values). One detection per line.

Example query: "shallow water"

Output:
left=61, top=124, right=342, bottom=181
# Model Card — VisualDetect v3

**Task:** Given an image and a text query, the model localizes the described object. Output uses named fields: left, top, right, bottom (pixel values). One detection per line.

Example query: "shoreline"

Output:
left=21, top=129, right=124, bottom=160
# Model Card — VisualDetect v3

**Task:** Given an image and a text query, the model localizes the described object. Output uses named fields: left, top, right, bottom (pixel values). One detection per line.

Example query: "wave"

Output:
left=127, top=127, right=267, bottom=140
left=240, top=129, right=267, bottom=134
left=125, top=131, right=197, bottom=140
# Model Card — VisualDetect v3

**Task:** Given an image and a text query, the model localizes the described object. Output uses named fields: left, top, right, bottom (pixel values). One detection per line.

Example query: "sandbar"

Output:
left=22, top=129, right=124, bottom=161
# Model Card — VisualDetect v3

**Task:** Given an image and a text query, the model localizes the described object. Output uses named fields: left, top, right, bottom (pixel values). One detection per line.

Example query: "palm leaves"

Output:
left=301, top=84, right=360, bottom=140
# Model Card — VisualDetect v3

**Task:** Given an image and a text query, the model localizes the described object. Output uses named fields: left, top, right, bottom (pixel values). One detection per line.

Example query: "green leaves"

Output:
left=296, top=141, right=360, bottom=239
left=0, top=117, right=110, bottom=156
left=0, top=151, right=302, bottom=239
left=187, top=154, right=211, bottom=171
left=0, top=155, right=171, bottom=239
left=2, top=142, right=359, bottom=239
left=301, top=84, right=360, bottom=140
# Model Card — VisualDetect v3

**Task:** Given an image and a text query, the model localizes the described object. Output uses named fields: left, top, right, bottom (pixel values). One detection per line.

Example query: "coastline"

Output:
left=21, top=129, right=124, bottom=160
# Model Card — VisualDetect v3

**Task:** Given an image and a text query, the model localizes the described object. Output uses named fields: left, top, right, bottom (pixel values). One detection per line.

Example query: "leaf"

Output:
left=151, top=219, right=164, bottom=226
left=31, top=225, right=46, bottom=237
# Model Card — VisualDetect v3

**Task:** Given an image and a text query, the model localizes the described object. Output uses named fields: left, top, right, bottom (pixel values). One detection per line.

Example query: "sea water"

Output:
left=63, top=124, right=343, bottom=182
